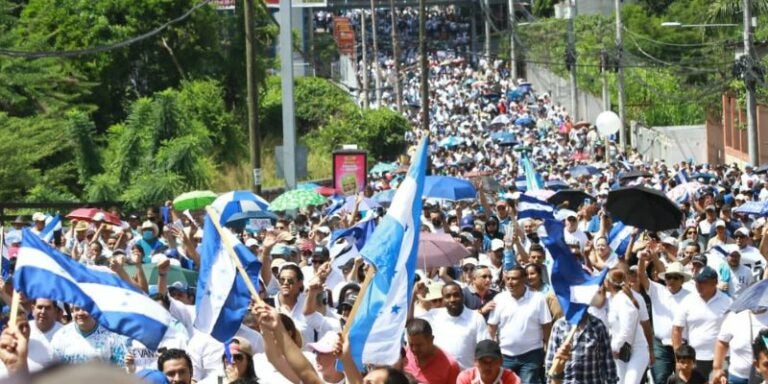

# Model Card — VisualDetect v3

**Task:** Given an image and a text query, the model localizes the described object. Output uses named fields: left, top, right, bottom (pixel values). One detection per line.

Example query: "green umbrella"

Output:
left=269, top=189, right=327, bottom=211
left=173, top=190, right=218, bottom=211
left=123, top=264, right=198, bottom=286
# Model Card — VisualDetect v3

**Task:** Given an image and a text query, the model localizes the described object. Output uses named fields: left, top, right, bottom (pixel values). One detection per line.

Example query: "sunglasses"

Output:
left=224, top=353, right=245, bottom=362
left=279, top=278, right=296, bottom=285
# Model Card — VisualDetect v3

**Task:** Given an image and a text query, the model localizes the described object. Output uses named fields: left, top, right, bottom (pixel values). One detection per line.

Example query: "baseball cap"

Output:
left=694, top=266, right=718, bottom=282
left=270, top=244, right=291, bottom=256
left=32, top=212, right=46, bottom=222
left=228, top=336, right=254, bottom=357
left=462, top=257, right=479, bottom=267
left=714, top=220, right=726, bottom=228
left=460, top=216, right=475, bottom=231
left=491, top=238, right=504, bottom=251
left=475, top=340, right=503, bottom=360
left=93, top=212, right=106, bottom=221
left=245, top=238, right=259, bottom=248
left=661, top=236, right=678, bottom=248
left=691, top=254, right=708, bottom=266
left=307, top=332, right=339, bottom=354
left=168, top=281, right=188, bottom=293
left=734, top=227, right=750, bottom=237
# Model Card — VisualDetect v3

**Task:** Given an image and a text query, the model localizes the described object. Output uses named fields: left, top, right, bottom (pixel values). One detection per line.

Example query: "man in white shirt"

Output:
left=719, top=250, right=753, bottom=298
left=487, top=267, right=552, bottom=384
left=30, top=299, right=62, bottom=342
left=672, top=266, right=733, bottom=379
left=417, top=281, right=489, bottom=370
left=637, top=254, right=692, bottom=384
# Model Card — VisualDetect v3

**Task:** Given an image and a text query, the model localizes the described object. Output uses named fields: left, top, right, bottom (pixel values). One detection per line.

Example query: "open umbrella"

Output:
left=297, top=182, right=321, bottom=190
left=211, top=190, right=270, bottom=225
left=548, top=190, right=594, bottom=211
left=369, top=162, right=398, bottom=175
left=756, top=164, right=768, bottom=174
left=341, top=196, right=381, bottom=212
left=568, top=165, right=600, bottom=177
left=225, top=210, right=279, bottom=227
left=545, top=180, right=570, bottom=191
left=666, top=182, right=702, bottom=203
left=488, top=115, right=511, bottom=129
left=618, top=170, right=652, bottom=181
left=525, top=189, right=556, bottom=200
left=606, top=186, right=683, bottom=231
left=269, top=189, right=327, bottom=211
left=66, top=208, right=121, bottom=226
left=729, top=279, right=768, bottom=312
left=733, top=200, right=768, bottom=216
left=416, top=232, right=471, bottom=268
left=315, top=186, right=340, bottom=197
left=423, top=176, right=477, bottom=200
left=173, top=190, right=217, bottom=211
left=438, top=136, right=464, bottom=148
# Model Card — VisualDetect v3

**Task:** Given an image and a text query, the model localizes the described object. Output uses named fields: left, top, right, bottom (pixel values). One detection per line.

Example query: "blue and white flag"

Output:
left=520, top=154, right=543, bottom=191
left=541, top=220, right=608, bottom=325
left=517, top=194, right=555, bottom=220
left=608, top=221, right=635, bottom=257
left=515, top=176, right=528, bottom=191
left=346, top=138, right=428, bottom=370
left=674, top=169, right=689, bottom=185
left=14, top=229, right=171, bottom=349
left=195, top=215, right=262, bottom=343
left=39, top=214, right=61, bottom=243
left=329, top=218, right=377, bottom=268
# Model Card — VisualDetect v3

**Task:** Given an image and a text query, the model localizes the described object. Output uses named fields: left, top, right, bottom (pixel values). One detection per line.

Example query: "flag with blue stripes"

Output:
left=195, top=214, right=262, bottom=342
left=541, top=219, right=608, bottom=325
left=39, top=214, right=61, bottom=243
left=329, top=218, right=377, bottom=268
left=346, top=137, right=428, bottom=370
left=1, top=229, right=11, bottom=281
left=608, top=221, right=635, bottom=257
left=515, top=176, right=528, bottom=191
left=674, top=169, right=689, bottom=185
left=14, top=229, right=171, bottom=349
left=520, top=155, right=543, bottom=191
left=517, top=194, right=555, bottom=220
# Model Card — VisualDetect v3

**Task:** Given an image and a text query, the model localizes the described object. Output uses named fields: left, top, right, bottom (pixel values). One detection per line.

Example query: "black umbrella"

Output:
left=605, top=186, right=683, bottom=231
left=756, top=164, right=768, bottom=174
left=548, top=189, right=595, bottom=211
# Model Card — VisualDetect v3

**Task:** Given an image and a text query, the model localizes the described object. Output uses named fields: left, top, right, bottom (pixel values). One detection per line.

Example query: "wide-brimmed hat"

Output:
left=11, top=216, right=27, bottom=225
left=658, top=262, right=692, bottom=282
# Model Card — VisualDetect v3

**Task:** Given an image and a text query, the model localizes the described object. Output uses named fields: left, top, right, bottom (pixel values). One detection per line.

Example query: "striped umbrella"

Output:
left=211, top=190, right=270, bottom=225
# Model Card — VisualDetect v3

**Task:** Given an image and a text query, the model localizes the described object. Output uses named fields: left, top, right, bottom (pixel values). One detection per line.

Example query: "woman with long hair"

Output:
left=604, top=269, right=649, bottom=384
left=221, top=337, right=258, bottom=383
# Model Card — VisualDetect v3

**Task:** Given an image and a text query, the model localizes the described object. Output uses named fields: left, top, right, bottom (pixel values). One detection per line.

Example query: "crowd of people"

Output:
left=0, top=5, right=767, bottom=384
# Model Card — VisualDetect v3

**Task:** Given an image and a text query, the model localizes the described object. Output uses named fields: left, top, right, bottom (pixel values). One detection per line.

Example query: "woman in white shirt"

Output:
left=712, top=309, right=768, bottom=384
left=604, top=269, right=649, bottom=384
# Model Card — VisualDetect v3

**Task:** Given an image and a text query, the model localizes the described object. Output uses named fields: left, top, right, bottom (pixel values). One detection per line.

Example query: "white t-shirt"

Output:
left=418, top=307, right=489, bottom=370
left=672, top=291, right=732, bottom=360
left=726, top=264, right=754, bottom=298
left=252, top=351, right=318, bottom=384
left=607, top=293, right=640, bottom=353
left=717, top=310, right=768, bottom=379
left=0, top=323, right=53, bottom=378
left=488, top=289, right=552, bottom=357
left=31, top=321, right=62, bottom=343
left=646, top=280, right=690, bottom=345
left=50, top=323, right=126, bottom=366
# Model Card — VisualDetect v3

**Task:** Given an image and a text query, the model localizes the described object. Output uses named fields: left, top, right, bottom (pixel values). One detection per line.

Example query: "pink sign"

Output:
left=333, top=151, right=367, bottom=195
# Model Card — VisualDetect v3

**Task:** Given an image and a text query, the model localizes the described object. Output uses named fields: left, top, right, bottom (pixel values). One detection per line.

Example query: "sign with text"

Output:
left=265, top=0, right=328, bottom=8
left=332, top=150, right=367, bottom=195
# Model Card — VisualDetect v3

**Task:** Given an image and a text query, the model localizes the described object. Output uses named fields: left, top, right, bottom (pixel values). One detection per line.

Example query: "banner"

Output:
left=333, top=150, right=367, bottom=195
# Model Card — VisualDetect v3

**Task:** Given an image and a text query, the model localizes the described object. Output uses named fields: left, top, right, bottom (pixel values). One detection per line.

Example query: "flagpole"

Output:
left=204, top=206, right=262, bottom=303
left=341, top=266, right=376, bottom=339
left=548, top=326, right=578, bottom=376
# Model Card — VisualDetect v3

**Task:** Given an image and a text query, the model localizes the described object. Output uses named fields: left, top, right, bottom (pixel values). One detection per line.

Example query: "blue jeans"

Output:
left=651, top=339, right=675, bottom=384
left=502, top=348, right=545, bottom=384
left=728, top=374, right=749, bottom=384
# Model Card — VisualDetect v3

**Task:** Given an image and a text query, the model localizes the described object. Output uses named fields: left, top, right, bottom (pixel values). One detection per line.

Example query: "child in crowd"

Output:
left=754, top=329, right=768, bottom=384
left=667, top=344, right=707, bottom=384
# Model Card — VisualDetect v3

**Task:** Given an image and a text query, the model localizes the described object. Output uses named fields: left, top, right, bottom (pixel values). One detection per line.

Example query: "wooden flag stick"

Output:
left=548, top=326, right=578, bottom=376
left=8, top=290, right=20, bottom=328
left=205, top=206, right=261, bottom=303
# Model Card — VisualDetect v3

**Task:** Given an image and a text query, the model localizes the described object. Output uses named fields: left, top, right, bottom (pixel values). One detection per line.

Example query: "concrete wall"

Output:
left=631, top=122, right=708, bottom=164
left=525, top=63, right=605, bottom=122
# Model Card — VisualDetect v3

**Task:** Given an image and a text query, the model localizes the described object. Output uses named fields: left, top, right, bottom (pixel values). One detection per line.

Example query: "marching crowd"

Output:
left=0, top=5, right=768, bottom=384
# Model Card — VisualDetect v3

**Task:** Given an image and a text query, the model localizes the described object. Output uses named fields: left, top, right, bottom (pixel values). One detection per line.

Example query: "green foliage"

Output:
left=65, top=110, right=102, bottom=186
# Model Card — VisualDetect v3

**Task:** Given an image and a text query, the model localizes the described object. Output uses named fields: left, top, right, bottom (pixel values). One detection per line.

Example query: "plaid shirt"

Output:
left=545, top=314, right=618, bottom=384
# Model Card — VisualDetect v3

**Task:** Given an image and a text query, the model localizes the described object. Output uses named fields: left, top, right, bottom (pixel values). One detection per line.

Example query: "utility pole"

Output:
left=600, top=49, right=610, bottom=111
left=360, top=11, right=369, bottom=108
left=615, top=0, right=626, bottom=148
left=508, top=0, right=516, bottom=78
left=566, top=0, right=578, bottom=118
left=470, top=13, right=477, bottom=63
left=370, top=0, right=382, bottom=107
left=419, top=0, right=429, bottom=133
left=743, top=0, right=758, bottom=165
left=244, top=0, right=261, bottom=194
left=389, top=2, right=402, bottom=112
left=484, top=0, right=491, bottom=60
left=279, top=0, right=297, bottom=189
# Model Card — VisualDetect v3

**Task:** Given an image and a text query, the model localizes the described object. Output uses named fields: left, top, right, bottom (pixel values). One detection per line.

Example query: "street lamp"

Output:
left=662, top=16, right=758, bottom=166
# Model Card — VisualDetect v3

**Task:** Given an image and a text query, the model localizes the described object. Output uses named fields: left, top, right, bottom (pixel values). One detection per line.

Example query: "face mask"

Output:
left=142, top=230, right=154, bottom=241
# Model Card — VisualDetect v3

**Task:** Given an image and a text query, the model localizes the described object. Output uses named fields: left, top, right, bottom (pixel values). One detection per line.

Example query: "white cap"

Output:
left=714, top=220, right=726, bottom=228
left=491, top=238, right=505, bottom=251
left=32, top=212, right=46, bottom=222
left=462, top=257, right=479, bottom=267
left=245, top=238, right=259, bottom=248
left=661, top=236, right=678, bottom=248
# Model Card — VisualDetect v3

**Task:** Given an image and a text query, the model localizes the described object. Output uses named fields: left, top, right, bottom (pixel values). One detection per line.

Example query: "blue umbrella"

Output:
left=733, top=200, right=768, bottom=216
left=489, top=115, right=511, bottom=128
left=438, top=136, right=464, bottom=148
left=369, top=162, right=398, bottom=175
left=372, top=189, right=396, bottom=207
left=498, top=137, right=519, bottom=147
left=729, top=279, right=768, bottom=312
left=341, top=196, right=381, bottom=212
left=297, top=182, right=321, bottom=190
left=515, top=116, right=534, bottom=126
left=569, top=165, right=601, bottom=177
left=225, top=210, right=279, bottom=226
left=211, top=190, right=270, bottom=225
left=423, top=176, right=477, bottom=200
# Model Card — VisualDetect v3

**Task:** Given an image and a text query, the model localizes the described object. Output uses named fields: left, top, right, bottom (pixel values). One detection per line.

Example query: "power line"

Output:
left=622, top=26, right=734, bottom=48
left=0, top=0, right=214, bottom=58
